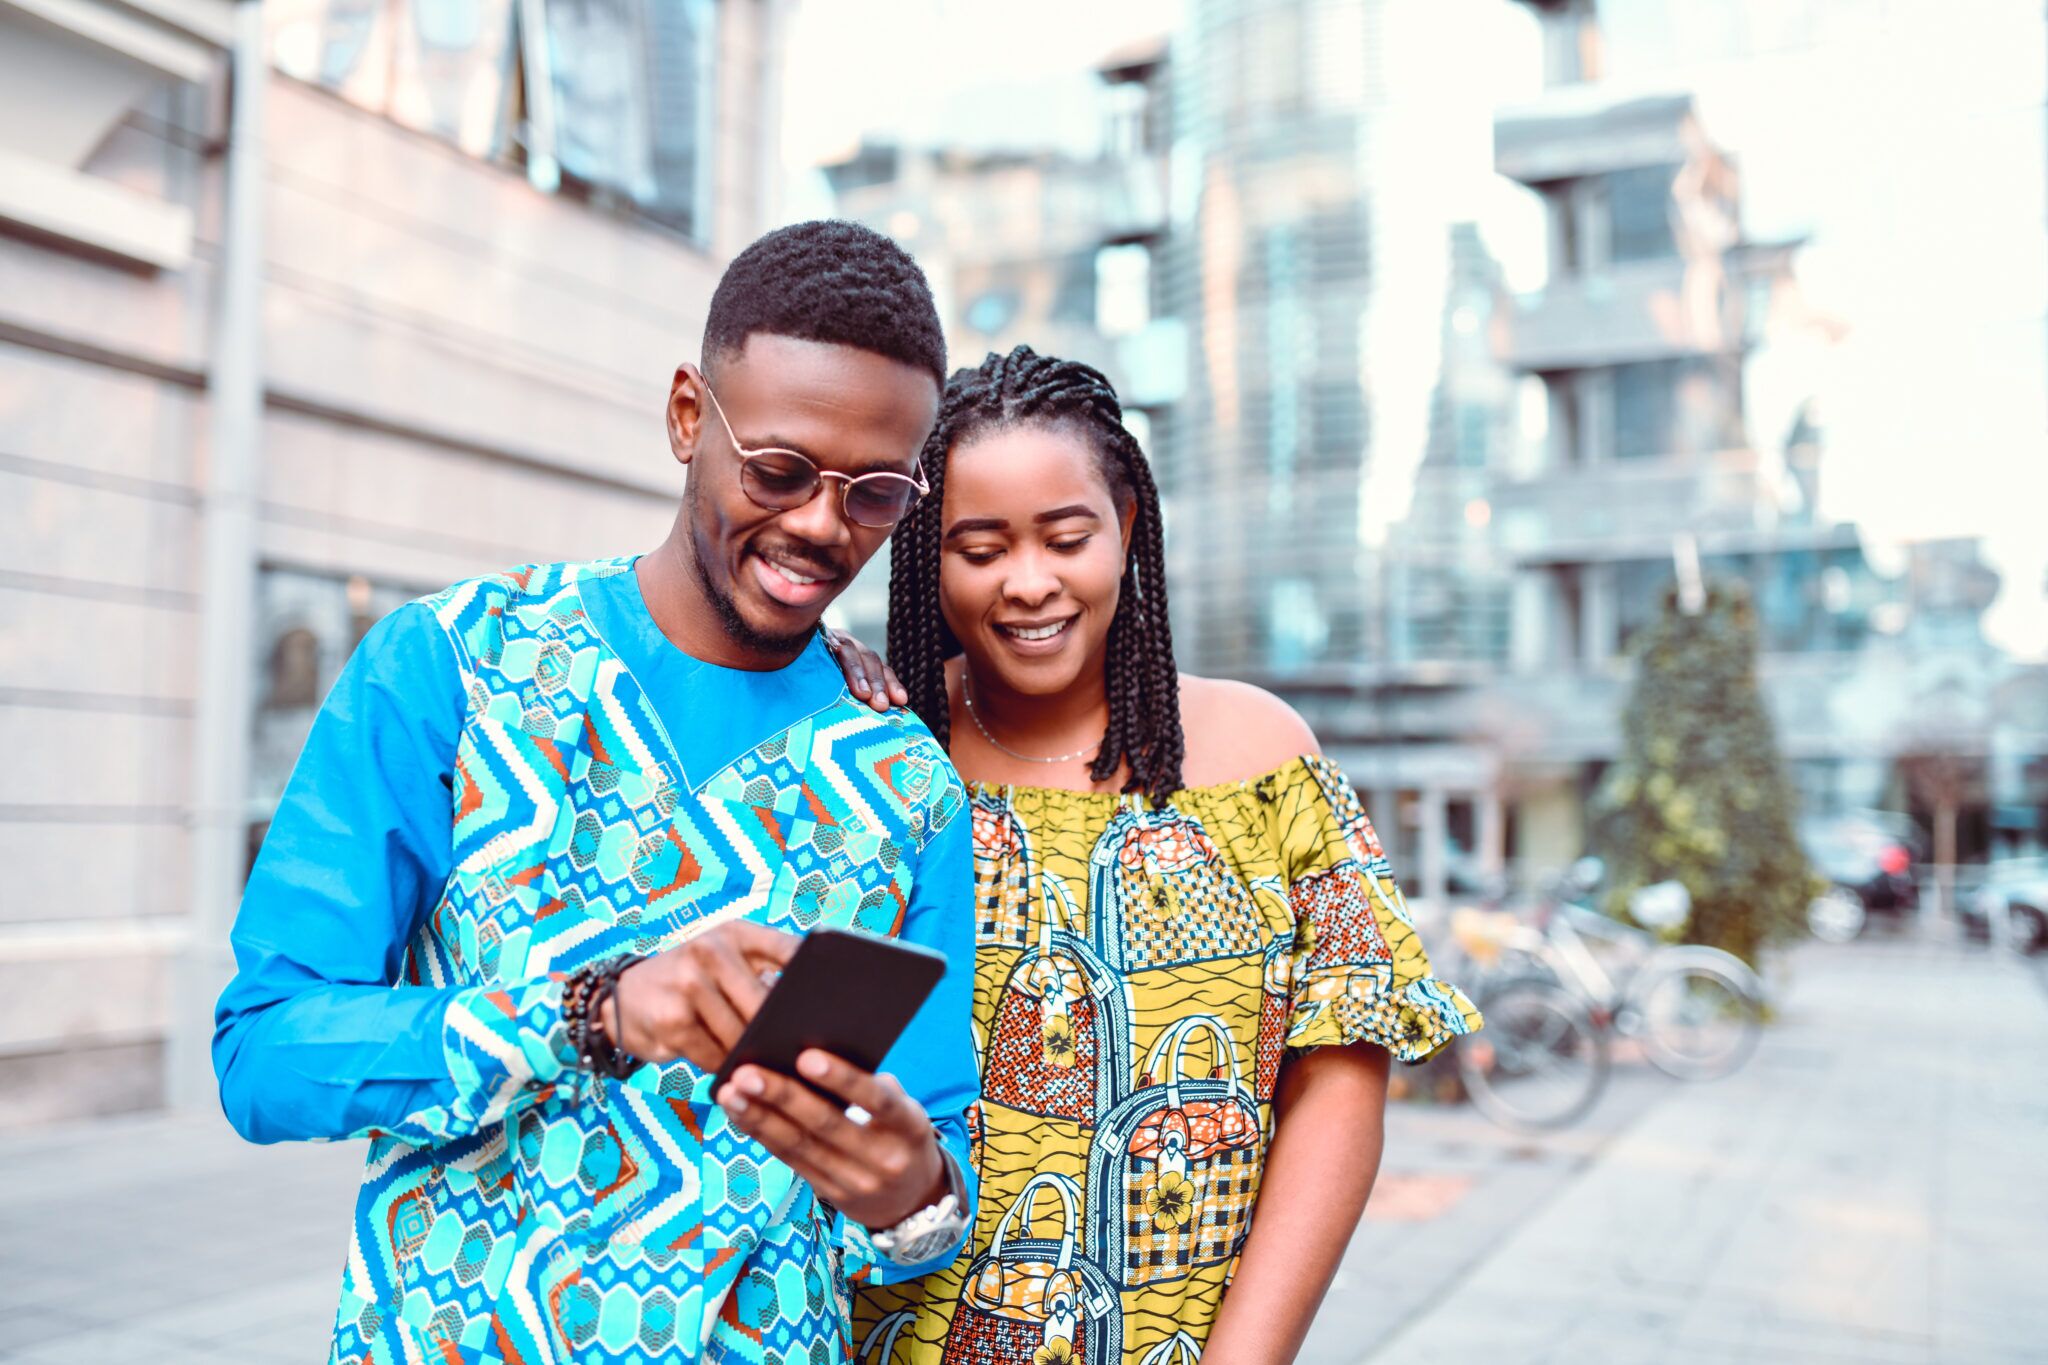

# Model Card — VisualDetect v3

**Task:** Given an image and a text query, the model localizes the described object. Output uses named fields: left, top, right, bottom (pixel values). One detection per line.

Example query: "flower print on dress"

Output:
left=1144, top=1168, right=1195, bottom=1231
left=1041, top=1011, right=1078, bottom=1069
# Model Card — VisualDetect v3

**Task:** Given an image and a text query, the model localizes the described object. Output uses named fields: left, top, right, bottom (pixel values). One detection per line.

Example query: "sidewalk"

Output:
left=0, top=936, right=2039, bottom=1363
left=1327, top=936, right=2048, bottom=1364
left=0, top=1111, right=363, bottom=1363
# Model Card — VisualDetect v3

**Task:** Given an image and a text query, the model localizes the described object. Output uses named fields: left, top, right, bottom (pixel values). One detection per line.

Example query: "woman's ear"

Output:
left=1118, top=491, right=1138, bottom=557
left=667, top=363, right=707, bottom=467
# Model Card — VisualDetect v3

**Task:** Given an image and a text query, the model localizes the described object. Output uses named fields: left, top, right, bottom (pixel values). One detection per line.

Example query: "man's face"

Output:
left=667, top=334, right=939, bottom=662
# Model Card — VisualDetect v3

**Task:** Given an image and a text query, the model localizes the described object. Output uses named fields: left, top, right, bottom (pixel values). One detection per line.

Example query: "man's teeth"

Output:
left=1005, top=620, right=1071, bottom=641
left=767, top=561, right=821, bottom=586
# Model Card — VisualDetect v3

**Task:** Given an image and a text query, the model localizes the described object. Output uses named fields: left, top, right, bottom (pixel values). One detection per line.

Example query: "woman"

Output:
left=834, top=346, right=1479, bottom=1365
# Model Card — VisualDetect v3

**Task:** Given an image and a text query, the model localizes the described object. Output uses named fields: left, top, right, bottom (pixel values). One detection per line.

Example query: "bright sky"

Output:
left=780, top=0, right=1182, bottom=170
left=779, top=0, right=2048, bottom=658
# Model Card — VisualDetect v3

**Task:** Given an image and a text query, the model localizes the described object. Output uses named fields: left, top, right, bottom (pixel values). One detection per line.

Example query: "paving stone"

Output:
left=1355, top=937, right=2048, bottom=1364
left=0, top=937, right=2039, bottom=1363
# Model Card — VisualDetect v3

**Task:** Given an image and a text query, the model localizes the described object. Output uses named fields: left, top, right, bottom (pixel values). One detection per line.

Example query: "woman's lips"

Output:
left=991, top=615, right=1077, bottom=653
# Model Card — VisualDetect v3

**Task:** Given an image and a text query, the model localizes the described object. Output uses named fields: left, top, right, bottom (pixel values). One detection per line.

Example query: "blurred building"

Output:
left=820, top=38, right=1182, bottom=643
left=0, top=0, right=789, bottom=1127
left=1281, top=0, right=2048, bottom=899
left=1386, top=221, right=1516, bottom=674
left=1152, top=0, right=1388, bottom=675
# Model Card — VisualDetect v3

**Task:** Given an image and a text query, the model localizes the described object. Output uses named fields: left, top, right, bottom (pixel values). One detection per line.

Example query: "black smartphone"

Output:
left=711, top=925, right=947, bottom=1101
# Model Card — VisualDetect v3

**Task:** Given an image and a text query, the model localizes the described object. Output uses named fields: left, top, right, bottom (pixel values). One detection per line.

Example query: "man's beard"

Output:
left=686, top=482, right=817, bottom=658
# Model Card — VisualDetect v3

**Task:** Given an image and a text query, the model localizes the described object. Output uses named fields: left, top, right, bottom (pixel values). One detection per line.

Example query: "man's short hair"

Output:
left=703, top=219, right=946, bottom=388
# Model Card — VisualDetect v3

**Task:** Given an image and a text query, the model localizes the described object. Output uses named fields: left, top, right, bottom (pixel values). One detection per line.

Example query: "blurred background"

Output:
left=1, top=0, right=2045, bottom=1361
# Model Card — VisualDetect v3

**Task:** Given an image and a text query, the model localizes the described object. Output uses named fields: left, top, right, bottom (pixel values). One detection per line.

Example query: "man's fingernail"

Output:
left=740, top=1071, right=766, bottom=1096
left=723, top=1090, right=749, bottom=1114
left=799, top=1053, right=829, bottom=1080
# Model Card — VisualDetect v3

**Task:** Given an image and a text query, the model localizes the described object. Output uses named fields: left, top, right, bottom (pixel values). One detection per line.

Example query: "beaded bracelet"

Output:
left=563, top=954, right=644, bottom=1080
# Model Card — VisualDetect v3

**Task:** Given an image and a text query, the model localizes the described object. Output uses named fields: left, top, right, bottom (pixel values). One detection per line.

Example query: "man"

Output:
left=214, top=221, right=975, bottom=1364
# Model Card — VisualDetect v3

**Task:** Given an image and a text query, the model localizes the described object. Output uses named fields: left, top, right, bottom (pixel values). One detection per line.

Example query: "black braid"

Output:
left=887, top=345, right=1185, bottom=803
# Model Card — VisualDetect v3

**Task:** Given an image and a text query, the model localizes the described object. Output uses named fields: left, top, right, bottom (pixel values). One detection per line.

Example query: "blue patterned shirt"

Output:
left=214, top=560, right=976, bottom=1364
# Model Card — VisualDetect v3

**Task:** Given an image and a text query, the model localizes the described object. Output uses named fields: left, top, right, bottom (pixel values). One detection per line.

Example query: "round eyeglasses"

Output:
left=700, top=381, right=929, bottom=529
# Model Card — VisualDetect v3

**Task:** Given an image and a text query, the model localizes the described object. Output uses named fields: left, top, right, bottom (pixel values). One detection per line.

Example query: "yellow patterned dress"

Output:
left=852, top=755, right=1480, bottom=1365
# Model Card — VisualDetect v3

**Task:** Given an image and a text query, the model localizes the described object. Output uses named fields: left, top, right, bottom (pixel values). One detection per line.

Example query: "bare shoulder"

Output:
left=1176, top=675, right=1321, bottom=787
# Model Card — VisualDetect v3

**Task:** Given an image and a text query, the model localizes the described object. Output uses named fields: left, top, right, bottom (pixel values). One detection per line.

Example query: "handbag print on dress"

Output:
left=1086, top=807, right=1265, bottom=974
left=943, top=1173, right=1122, bottom=1365
left=980, top=874, right=1133, bottom=1125
left=1087, top=1015, right=1260, bottom=1289
left=856, top=1309, right=917, bottom=1364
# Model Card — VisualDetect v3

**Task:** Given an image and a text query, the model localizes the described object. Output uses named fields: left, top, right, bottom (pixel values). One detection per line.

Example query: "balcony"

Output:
left=1494, top=88, right=1695, bottom=187
left=1488, top=449, right=1842, bottom=562
left=1497, top=255, right=1748, bottom=372
left=0, top=0, right=233, bottom=271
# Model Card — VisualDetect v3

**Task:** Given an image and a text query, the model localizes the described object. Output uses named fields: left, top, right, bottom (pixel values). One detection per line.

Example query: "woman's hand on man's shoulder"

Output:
left=1176, top=674, right=1320, bottom=786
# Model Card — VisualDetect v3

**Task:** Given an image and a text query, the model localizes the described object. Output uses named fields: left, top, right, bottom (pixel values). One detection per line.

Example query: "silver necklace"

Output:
left=963, top=679, right=1102, bottom=764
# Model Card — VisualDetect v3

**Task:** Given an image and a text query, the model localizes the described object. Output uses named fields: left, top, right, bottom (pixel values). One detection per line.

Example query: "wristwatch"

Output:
left=868, top=1145, right=970, bottom=1266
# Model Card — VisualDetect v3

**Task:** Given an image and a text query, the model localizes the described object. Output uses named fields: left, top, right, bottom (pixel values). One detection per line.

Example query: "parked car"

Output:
left=1800, top=812, right=1922, bottom=942
left=1961, top=858, right=2048, bottom=953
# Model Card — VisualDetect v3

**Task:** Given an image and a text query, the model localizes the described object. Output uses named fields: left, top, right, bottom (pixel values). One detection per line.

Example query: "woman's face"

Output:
left=938, top=422, right=1133, bottom=700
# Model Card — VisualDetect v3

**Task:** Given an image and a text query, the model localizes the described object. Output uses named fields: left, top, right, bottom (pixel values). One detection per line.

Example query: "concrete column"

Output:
left=169, top=0, right=265, bottom=1108
left=1581, top=366, right=1615, bottom=463
left=1510, top=571, right=1550, bottom=675
left=1478, top=789, right=1507, bottom=881
left=1581, top=561, right=1617, bottom=668
left=1418, top=787, right=1448, bottom=911
left=1367, top=786, right=1397, bottom=834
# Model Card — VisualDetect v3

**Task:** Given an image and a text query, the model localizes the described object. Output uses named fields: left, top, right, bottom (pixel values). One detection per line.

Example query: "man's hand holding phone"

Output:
left=605, top=919, right=797, bottom=1070
left=718, top=1052, right=948, bottom=1231
left=601, top=920, right=950, bottom=1233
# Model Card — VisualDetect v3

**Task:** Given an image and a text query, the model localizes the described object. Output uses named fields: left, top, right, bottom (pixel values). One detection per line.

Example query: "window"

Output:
left=1120, top=408, right=1153, bottom=461
left=265, top=628, right=323, bottom=710
left=1454, top=403, right=1491, bottom=468
left=268, top=0, right=717, bottom=241
left=963, top=288, right=1019, bottom=336
left=1549, top=184, right=1583, bottom=276
left=1611, top=359, right=1680, bottom=459
left=247, top=567, right=431, bottom=877
left=1095, top=243, right=1152, bottom=338
left=1267, top=577, right=1328, bottom=672
left=1606, top=164, right=1678, bottom=263
left=1051, top=249, right=1098, bottom=327
left=1546, top=372, right=1584, bottom=465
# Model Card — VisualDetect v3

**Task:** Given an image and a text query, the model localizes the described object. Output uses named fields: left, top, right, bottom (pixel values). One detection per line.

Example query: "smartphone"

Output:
left=711, top=925, right=947, bottom=1102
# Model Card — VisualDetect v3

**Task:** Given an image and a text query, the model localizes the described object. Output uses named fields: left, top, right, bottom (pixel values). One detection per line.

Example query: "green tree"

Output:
left=1592, top=581, right=1819, bottom=965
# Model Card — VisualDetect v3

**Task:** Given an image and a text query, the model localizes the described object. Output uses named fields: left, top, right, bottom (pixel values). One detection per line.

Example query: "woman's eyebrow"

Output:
left=945, top=506, right=1103, bottom=540
left=944, top=516, right=1009, bottom=540
left=1034, top=505, right=1100, bottom=524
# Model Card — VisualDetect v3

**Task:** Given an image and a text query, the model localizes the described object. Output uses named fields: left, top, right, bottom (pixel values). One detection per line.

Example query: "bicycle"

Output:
left=1440, top=909, right=1611, bottom=1131
left=1496, top=858, right=1767, bottom=1082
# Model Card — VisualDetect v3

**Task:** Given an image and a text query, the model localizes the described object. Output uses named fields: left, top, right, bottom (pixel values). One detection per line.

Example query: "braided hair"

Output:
left=886, top=345, right=1185, bottom=803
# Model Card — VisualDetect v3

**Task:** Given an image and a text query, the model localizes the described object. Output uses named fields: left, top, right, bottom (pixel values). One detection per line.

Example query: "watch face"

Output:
left=876, top=1197, right=968, bottom=1266
left=894, top=1227, right=953, bottom=1264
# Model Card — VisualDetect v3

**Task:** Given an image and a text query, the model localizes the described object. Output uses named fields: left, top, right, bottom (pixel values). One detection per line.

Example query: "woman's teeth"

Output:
left=1002, top=620, right=1071, bottom=641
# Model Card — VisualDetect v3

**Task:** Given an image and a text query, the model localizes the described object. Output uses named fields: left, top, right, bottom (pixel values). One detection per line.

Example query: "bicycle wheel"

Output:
left=1630, top=961, right=1763, bottom=1081
left=1455, top=978, right=1610, bottom=1132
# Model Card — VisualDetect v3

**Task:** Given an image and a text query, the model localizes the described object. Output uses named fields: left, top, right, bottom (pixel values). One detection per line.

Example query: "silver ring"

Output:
left=844, top=1103, right=873, bottom=1127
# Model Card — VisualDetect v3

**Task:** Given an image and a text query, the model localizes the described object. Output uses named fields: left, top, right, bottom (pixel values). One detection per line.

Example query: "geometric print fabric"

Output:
left=329, top=560, right=965, bottom=1365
